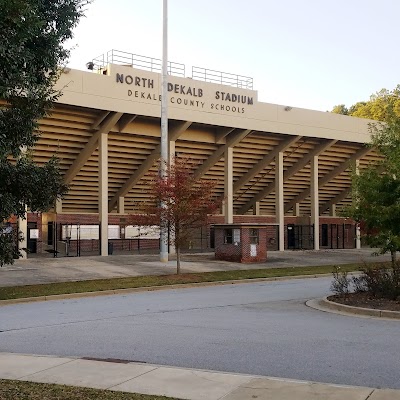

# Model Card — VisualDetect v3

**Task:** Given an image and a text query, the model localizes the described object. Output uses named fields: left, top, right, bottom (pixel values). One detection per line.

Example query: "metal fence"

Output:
left=88, top=50, right=254, bottom=90
left=21, top=223, right=213, bottom=258
left=286, top=223, right=356, bottom=250
left=192, top=66, right=253, bottom=89
left=91, top=49, right=186, bottom=77
left=13, top=222, right=357, bottom=258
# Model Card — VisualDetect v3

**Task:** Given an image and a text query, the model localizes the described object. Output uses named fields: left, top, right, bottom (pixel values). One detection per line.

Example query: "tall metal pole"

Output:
left=160, top=0, right=168, bottom=263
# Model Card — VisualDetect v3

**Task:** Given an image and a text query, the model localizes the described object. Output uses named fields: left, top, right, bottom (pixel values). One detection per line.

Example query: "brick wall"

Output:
left=215, top=226, right=268, bottom=263
left=25, top=212, right=357, bottom=255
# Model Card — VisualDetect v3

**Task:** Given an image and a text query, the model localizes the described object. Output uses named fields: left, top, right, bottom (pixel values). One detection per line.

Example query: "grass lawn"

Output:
left=0, top=263, right=377, bottom=301
left=0, top=379, right=178, bottom=400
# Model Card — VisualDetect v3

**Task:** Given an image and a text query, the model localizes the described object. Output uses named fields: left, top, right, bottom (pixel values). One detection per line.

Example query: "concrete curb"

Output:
left=306, top=297, right=400, bottom=320
left=0, top=273, right=332, bottom=306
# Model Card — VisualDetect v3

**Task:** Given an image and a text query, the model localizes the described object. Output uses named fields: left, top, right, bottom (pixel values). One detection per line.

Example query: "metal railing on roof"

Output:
left=91, top=49, right=185, bottom=77
left=89, top=50, right=254, bottom=90
left=192, top=66, right=253, bottom=90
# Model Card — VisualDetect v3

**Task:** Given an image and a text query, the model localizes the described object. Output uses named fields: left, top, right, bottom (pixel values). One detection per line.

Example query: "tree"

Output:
left=0, top=0, right=89, bottom=265
left=331, top=85, right=400, bottom=121
left=344, top=110, right=400, bottom=265
left=331, top=104, right=348, bottom=115
left=139, top=158, right=221, bottom=274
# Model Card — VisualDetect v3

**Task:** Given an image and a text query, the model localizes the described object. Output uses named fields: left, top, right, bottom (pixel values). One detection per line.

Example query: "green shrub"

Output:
left=354, top=264, right=400, bottom=300
left=332, top=262, right=400, bottom=300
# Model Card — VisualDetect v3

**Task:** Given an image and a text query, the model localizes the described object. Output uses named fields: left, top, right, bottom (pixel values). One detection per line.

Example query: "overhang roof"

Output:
left=11, top=63, right=380, bottom=216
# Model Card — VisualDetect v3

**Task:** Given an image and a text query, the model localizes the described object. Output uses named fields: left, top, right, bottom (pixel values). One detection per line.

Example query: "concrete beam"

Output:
left=285, top=146, right=370, bottom=213
left=91, top=111, right=110, bottom=130
left=320, top=188, right=351, bottom=214
left=118, top=114, right=137, bottom=132
left=193, top=129, right=251, bottom=181
left=108, top=121, right=191, bottom=212
left=215, top=127, right=235, bottom=144
left=285, top=140, right=337, bottom=181
left=64, top=112, right=122, bottom=185
left=233, top=135, right=301, bottom=194
left=238, top=139, right=336, bottom=214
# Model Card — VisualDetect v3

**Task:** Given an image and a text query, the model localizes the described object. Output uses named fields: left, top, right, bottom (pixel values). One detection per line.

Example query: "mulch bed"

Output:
left=328, top=292, right=400, bottom=312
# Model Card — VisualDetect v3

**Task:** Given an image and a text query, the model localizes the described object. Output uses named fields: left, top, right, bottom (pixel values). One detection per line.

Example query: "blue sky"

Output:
left=67, top=0, right=400, bottom=112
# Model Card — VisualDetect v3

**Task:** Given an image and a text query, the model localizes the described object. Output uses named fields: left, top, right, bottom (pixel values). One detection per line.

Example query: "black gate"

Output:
left=27, top=222, right=38, bottom=254
left=287, top=224, right=314, bottom=250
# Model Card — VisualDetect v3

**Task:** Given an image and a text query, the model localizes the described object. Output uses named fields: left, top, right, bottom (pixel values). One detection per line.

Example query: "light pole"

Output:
left=160, top=0, right=168, bottom=263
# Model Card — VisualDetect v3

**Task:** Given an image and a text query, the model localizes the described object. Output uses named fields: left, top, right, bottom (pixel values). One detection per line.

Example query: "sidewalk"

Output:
left=0, top=248, right=391, bottom=288
left=1, top=352, right=398, bottom=400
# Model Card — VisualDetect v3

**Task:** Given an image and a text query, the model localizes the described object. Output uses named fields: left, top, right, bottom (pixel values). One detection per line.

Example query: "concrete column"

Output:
left=355, top=160, right=361, bottom=249
left=356, top=224, right=361, bottom=249
left=99, top=132, right=108, bottom=256
left=294, top=202, right=300, bottom=217
left=311, top=155, right=320, bottom=250
left=55, top=199, right=62, bottom=214
left=169, top=140, right=176, bottom=161
left=330, top=204, right=336, bottom=217
left=253, top=201, right=260, bottom=216
left=224, top=147, right=233, bottom=224
left=275, top=152, right=284, bottom=251
left=117, top=197, right=125, bottom=214
left=18, top=208, right=28, bottom=260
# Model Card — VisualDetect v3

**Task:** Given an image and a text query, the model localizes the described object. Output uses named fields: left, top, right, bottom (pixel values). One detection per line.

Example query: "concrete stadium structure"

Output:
left=16, top=51, right=379, bottom=258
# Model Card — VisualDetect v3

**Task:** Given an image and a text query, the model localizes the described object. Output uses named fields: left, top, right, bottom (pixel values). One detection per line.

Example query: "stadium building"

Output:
left=16, top=50, right=378, bottom=258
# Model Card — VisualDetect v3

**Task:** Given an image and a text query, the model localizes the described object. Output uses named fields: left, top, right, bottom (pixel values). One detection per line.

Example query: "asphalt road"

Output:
left=1, top=277, right=399, bottom=389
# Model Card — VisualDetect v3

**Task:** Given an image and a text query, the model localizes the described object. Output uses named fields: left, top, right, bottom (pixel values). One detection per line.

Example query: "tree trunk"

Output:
left=176, top=245, right=180, bottom=275
left=391, top=249, right=396, bottom=268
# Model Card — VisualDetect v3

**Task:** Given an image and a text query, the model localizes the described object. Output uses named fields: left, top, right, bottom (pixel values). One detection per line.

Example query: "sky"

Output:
left=67, top=0, right=400, bottom=112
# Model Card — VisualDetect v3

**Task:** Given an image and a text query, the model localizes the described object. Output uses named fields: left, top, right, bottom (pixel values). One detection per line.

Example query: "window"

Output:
left=249, top=228, right=259, bottom=244
left=224, top=228, right=233, bottom=244
left=125, top=225, right=160, bottom=239
left=108, top=225, right=121, bottom=239
left=62, top=225, right=99, bottom=240
left=60, top=225, right=122, bottom=240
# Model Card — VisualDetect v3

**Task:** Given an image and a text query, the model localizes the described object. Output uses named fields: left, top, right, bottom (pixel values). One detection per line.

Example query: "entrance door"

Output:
left=27, top=222, right=38, bottom=253
left=287, top=224, right=296, bottom=249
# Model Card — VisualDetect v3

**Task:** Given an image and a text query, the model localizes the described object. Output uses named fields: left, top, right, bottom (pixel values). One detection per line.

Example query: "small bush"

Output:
left=330, top=266, right=351, bottom=295
left=359, top=264, right=400, bottom=300
left=331, top=262, right=400, bottom=300
left=351, top=274, right=368, bottom=293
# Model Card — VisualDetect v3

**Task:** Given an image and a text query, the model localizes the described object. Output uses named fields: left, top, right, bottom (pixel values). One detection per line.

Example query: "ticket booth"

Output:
left=213, top=223, right=268, bottom=263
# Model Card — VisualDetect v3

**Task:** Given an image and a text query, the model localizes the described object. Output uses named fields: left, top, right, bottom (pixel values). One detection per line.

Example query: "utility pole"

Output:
left=160, top=0, right=168, bottom=263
